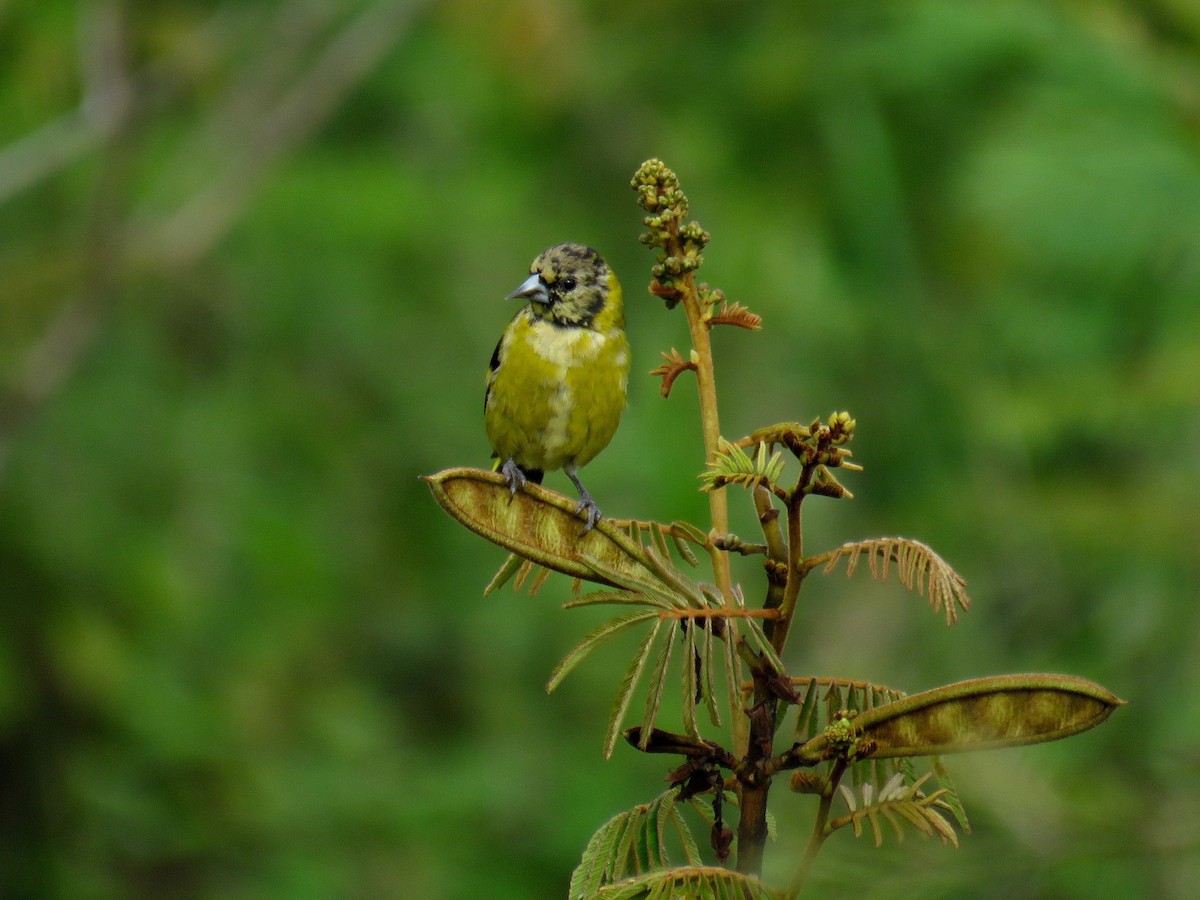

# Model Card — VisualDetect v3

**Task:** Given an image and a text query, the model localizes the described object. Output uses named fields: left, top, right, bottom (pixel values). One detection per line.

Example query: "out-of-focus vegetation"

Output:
left=1, top=1, right=1197, bottom=897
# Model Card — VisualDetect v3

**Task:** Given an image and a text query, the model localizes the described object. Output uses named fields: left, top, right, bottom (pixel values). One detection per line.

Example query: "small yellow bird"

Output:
left=485, top=243, right=630, bottom=531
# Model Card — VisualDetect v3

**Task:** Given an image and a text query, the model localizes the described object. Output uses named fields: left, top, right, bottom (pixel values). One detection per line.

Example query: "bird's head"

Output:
left=508, top=242, right=623, bottom=329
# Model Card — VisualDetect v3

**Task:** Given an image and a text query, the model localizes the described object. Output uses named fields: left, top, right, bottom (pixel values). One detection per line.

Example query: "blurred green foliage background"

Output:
left=1, top=1, right=1198, bottom=897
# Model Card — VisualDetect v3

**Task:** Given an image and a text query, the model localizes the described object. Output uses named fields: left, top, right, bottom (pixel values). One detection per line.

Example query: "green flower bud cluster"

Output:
left=731, top=413, right=860, bottom=500
left=824, top=709, right=861, bottom=757
left=631, top=158, right=709, bottom=290
left=632, top=158, right=686, bottom=219
left=638, top=203, right=687, bottom=246
left=679, top=221, right=710, bottom=246
left=650, top=251, right=703, bottom=280
left=826, top=412, right=856, bottom=445
left=801, top=413, right=855, bottom=461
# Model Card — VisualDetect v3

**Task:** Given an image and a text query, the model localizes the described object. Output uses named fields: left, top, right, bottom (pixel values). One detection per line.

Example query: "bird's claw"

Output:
left=565, top=466, right=603, bottom=532
left=575, top=495, right=602, bottom=533
left=499, top=458, right=527, bottom=496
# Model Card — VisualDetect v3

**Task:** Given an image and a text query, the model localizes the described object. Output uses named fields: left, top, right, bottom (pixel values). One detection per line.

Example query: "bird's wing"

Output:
left=484, top=334, right=503, bottom=414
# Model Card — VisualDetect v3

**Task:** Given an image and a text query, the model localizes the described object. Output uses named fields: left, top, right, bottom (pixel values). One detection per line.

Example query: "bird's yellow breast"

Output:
left=485, top=312, right=630, bottom=473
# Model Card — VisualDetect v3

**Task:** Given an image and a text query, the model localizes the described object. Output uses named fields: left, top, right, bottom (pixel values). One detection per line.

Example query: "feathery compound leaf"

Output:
left=563, top=590, right=674, bottom=611
left=641, top=545, right=708, bottom=608
left=681, top=619, right=699, bottom=739
left=700, top=615, right=722, bottom=727
left=721, top=618, right=744, bottom=730
left=605, top=618, right=666, bottom=758
left=931, top=756, right=971, bottom=832
left=699, top=440, right=786, bottom=495
left=613, top=806, right=644, bottom=877
left=571, top=814, right=626, bottom=900
left=526, top=564, right=553, bottom=596
left=548, top=610, right=660, bottom=694
left=708, top=299, right=763, bottom=330
left=582, top=553, right=695, bottom=611
left=793, top=678, right=820, bottom=741
left=637, top=620, right=678, bottom=749
left=483, top=553, right=524, bottom=596
left=609, top=516, right=708, bottom=569
left=653, top=793, right=673, bottom=871
left=820, top=537, right=971, bottom=624
left=741, top=615, right=786, bottom=674
left=648, top=522, right=673, bottom=562
left=829, top=773, right=960, bottom=848
left=649, top=347, right=698, bottom=399
left=593, top=867, right=782, bottom=899
left=570, top=790, right=703, bottom=899
left=670, top=531, right=701, bottom=567
left=669, top=806, right=702, bottom=866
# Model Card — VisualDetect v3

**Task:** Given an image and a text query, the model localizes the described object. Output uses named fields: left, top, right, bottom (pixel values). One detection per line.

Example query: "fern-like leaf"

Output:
left=592, top=868, right=781, bottom=899
left=708, top=299, right=763, bottom=331
left=553, top=541, right=734, bottom=753
left=669, top=524, right=702, bottom=567
left=570, top=790, right=705, bottom=899
left=931, top=756, right=971, bottom=833
left=649, top=348, right=697, bottom=398
left=700, top=614, right=722, bottom=727
left=483, top=553, right=524, bottom=596
left=699, top=440, right=786, bottom=496
left=721, top=617, right=744, bottom=733
left=605, top=618, right=666, bottom=758
left=562, top=590, right=674, bottom=611
left=820, top=537, right=971, bottom=624
left=570, top=814, right=625, bottom=900
left=581, top=553, right=695, bottom=610
left=681, top=618, right=699, bottom=739
left=547, top=610, right=660, bottom=694
left=609, top=518, right=708, bottom=571
left=740, top=612, right=786, bottom=675
left=592, top=867, right=782, bottom=899
left=829, top=772, right=960, bottom=848
left=637, top=619, right=678, bottom=749
left=640, top=545, right=708, bottom=608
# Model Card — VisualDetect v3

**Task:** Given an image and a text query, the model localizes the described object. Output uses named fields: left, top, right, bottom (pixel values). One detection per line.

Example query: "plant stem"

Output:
left=786, top=759, right=847, bottom=899
left=768, top=492, right=807, bottom=655
left=675, top=273, right=748, bottom=761
left=678, top=271, right=734, bottom=605
left=735, top=678, right=774, bottom=878
left=735, top=773, right=771, bottom=877
left=753, top=485, right=787, bottom=623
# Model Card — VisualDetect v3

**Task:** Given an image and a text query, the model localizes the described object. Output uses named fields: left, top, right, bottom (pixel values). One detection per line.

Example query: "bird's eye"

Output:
left=560, top=276, right=577, bottom=292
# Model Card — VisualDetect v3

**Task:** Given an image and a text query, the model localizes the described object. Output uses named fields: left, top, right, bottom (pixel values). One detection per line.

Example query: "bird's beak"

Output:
left=507, top=274, right=549, bottom=305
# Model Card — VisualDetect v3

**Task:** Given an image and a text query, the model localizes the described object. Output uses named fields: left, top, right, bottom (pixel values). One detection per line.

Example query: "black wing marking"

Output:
left=484, top=334, right=502, bottom=413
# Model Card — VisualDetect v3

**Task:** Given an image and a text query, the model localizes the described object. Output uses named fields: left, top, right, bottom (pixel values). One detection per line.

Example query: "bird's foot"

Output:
left=574, top=494, right=602, bottom=533
left=565, top=465, right=603, bottom=532
left=499, top=458, right=527, bottom=496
